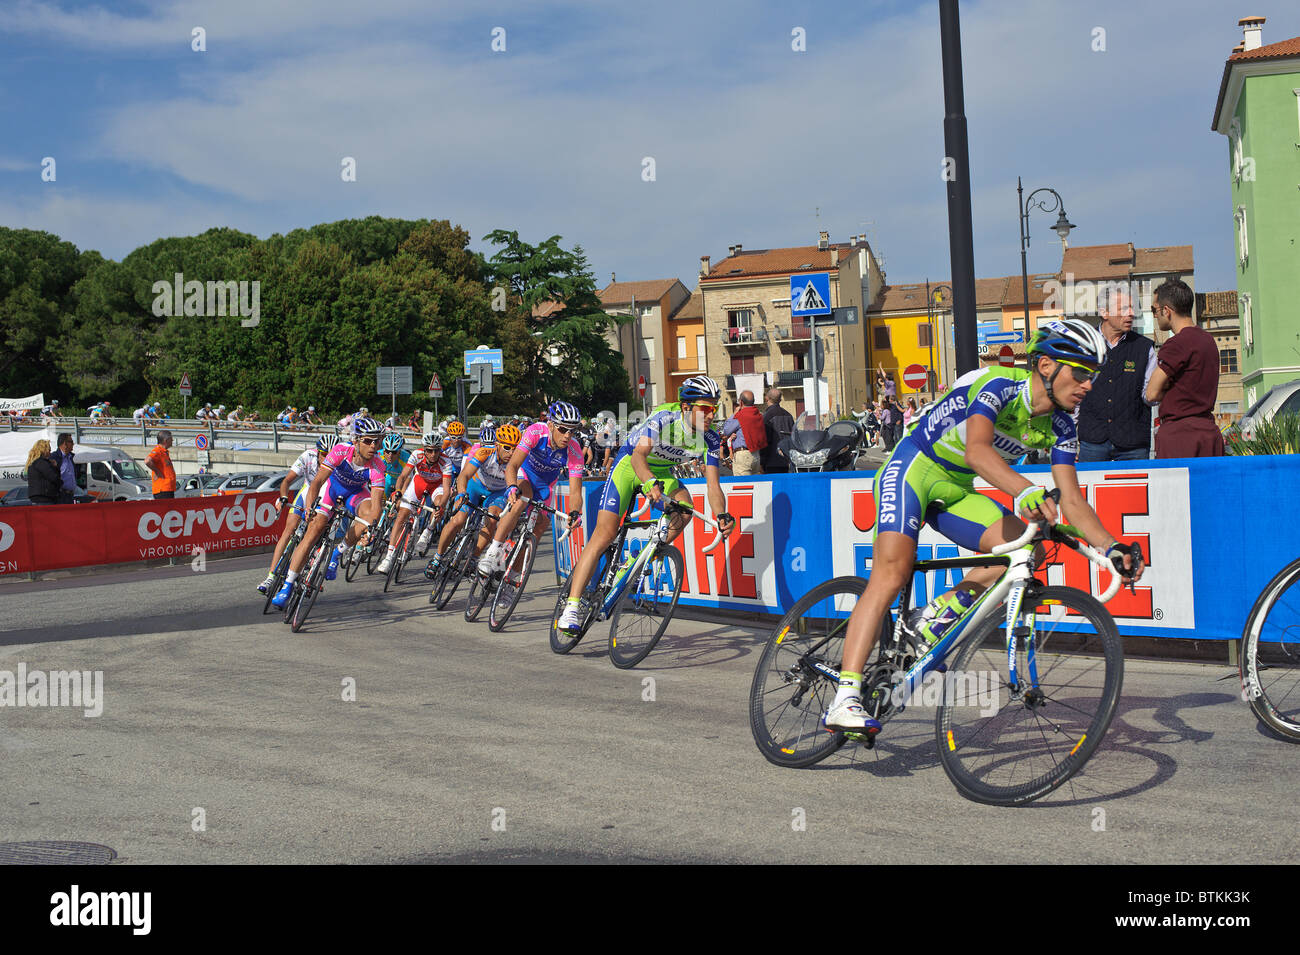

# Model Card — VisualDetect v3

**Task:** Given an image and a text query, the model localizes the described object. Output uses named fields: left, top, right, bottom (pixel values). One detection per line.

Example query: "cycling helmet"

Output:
left=678, top=375, right=722, bottom=402
left=353, top=417, right=383, bottom=437
left=422, top=431, right=440, bottom=449
left=316, top=434, right=340, bottom=452
left=381, top=432, right=406, bottom=453
left=447, top=421, right=466, bottom=438
left=548, top=400, right=582, bottom=426
left=1028, top=319, right=1107, bottom=369
left=478, top=424, right=497, bottom=446
left=495, top=423, right=521, bottom=447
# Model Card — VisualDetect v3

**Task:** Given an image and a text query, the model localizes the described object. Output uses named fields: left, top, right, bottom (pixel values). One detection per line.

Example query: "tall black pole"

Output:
left=1019, top=177, right=1031, bottom=349
left=939, top=0, right=978, bottom=376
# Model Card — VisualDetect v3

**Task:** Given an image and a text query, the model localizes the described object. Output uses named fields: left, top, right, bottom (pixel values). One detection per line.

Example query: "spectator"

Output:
left=722, top=390, right=766, bottom=476
left=875, top=366, right=896, bottom=400
left=594, top=414, right=618, bottom=477
left=1146, top=279, right=1225, bottom=459
left=1076, top=285, right=1156, bottom=461
left=146, top=430, right=177, bottom=499
left=880, top=398, right=897, bottom=452
left=26, top=439, right=61, bottom=505
left=904, top=397, right=918, bottom=429
left=760, top=388, right=794, bottom=473
left=50, top=432, right=78, bottom=504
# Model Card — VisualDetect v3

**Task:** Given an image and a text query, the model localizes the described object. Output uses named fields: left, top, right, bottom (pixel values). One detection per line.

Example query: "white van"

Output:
left=78, top=449, right=154, bottom=501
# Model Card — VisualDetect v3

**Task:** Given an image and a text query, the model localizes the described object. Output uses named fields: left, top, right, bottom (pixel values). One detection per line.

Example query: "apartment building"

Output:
left=598, top=278, right=692, bottom=409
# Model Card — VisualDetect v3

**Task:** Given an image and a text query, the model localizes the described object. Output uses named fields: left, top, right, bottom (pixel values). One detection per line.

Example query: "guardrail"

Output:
left=2, top=416, right=430, bottom=455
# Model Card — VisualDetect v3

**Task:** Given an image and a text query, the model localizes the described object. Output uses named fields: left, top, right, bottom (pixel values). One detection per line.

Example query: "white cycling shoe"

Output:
left=477, top=551, right=504, bottom=577
left=376, top=551, right=394, bottom=574
left=823, top=696, right=882, bottom=735
left=557, top=601, right=584, bottom=633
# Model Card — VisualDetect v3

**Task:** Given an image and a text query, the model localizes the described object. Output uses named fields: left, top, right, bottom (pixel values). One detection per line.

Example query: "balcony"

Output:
left=667, top=356, right=703, bottom=375
left=775, top=371, right=810, bottom=388
left=720, top=326, right=767, bottom=353
left=775, top=320, right=814, bottom=350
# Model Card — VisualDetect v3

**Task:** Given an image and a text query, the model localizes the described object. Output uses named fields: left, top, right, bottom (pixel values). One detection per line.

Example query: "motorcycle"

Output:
left=779, top=413, right=862, bottom=472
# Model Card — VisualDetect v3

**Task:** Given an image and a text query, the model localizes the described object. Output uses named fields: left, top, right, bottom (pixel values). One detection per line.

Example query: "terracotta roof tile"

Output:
left=532, top=300, right=565, bottom=319
left=867, top=277, right=1011, bottom=313
left=598, top=279, right=684, bottom=306
left=1002, top=273, right=1058, bottom=308
left=1196, top=290, right=1239, bottom=319
left=1213, top=33, right=1300, bottom=130
left=668, top=290, right=703, bottom=322
left=1060, top=243, right=1193, bottom=280
left=701, top=244, right=859, bottom=281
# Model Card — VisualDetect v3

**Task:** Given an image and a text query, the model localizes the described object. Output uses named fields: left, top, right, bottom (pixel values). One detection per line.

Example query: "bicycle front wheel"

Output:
left=463, top=564, right=492, bottom=622
left=489, top=535, right=537, bottom=632
left=935, top=585, right=1123, bottom=806
left=1240, top=556, right=1300, bottom=742
left=608, top=545, right=684, bottom=669
left=384, top=521, right=410, bottom=593
left=749, top=576, right=874, bottom=768
left=431, top=531, right=473, bottom=610
left=291, top=540, right=331, bottom=633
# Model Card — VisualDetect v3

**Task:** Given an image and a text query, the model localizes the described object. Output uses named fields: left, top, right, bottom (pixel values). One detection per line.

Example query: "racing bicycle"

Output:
left=749, top=495, right=1142, bottom=806
left=428, top=498, right=493, bottom=611
left=549, top=495, right=724, bottom=669
left=485, top=497, right=560, bottom=632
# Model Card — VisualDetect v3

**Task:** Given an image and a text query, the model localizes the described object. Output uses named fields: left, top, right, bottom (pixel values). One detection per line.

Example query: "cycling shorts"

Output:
left=401, top=477, right=446, bottom=509
left=598, top=452, right=681, bottom=516
left=461, top=475, right=508, bottom=514
left=873, top=437, right=1010, bottom=552
left=518, top=462, right=558, bottom=503
left=290, top=488, right=310, bottom=520
left=316, top=474, right=372, bottom=517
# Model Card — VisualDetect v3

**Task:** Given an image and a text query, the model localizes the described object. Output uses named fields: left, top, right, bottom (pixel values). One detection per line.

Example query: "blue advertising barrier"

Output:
left=553, top=456, right=1300, bottom=642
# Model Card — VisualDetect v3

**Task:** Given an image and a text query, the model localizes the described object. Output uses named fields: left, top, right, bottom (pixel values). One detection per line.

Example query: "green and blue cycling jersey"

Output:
left=599, top=402, right=722, bottom=515
left=875, top=367, right=1078, bottom=550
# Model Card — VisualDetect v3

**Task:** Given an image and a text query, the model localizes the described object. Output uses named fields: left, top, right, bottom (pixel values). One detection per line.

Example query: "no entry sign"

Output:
left=902, top=364, right=928, bottom=389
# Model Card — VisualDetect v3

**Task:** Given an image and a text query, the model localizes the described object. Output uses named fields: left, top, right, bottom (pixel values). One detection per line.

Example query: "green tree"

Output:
left=482, top=229, right=633, bottom=414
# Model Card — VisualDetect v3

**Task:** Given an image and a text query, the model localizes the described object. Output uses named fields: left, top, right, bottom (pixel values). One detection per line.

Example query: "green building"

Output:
left=1211, top=16, right=1300, bottom=409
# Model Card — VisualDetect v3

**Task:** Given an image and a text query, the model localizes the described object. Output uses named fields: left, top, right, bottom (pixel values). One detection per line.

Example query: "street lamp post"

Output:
left=926, top=281, right=952, bottom=399
left=1017, top=177, right=1075, bottom=345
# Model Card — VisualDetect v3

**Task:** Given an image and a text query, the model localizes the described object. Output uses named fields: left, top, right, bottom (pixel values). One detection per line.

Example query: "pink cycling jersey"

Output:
left=316, top=442, right=385, bottom=513
left=517, top=422, right=584, bottom=487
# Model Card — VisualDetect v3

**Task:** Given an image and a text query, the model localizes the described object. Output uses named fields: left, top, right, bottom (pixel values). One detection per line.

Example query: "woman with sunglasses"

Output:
left=825, top=319, right=1147, bottom=734
left=271, top=418, right=387, bottom=608
left=477, top=402, right=587, bottom=577
left=555, top=376, right=739, bottom=635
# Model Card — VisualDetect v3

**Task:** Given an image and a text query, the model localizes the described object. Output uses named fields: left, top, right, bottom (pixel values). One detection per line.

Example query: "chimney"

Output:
left=830, top=248, right=839, bottom=266
left=1127, top=241, right=1135, bottom=263
left=734, top=243, right=742, bottom=254
left=1240, top=15, right=1265, bottom=51
left=727, top=245, right=736, bottom=257
left=611, top=272, right=616, bottom=284
left=700, top=255, right=710, bottom=276
left=818, top=231, right=830, bottom=250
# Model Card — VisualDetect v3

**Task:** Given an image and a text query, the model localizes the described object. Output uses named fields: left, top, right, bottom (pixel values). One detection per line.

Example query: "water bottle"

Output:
left=920, top=588, right=977, bottom=645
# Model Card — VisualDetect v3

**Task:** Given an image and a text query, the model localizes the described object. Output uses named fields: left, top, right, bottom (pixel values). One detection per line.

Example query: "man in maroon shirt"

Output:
left=1145, top=279, right=1224, bottom=458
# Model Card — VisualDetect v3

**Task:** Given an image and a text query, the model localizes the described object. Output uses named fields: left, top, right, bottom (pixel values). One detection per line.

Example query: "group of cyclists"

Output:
left=252, top=321, right=1146, bottom=744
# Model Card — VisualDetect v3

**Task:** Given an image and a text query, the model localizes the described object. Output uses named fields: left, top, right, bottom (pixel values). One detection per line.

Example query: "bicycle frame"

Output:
left=805, top=522, right=1129, bottom=720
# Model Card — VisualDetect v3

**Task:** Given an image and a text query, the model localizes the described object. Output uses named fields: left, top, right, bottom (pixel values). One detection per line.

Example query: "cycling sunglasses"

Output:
left=357, top=436, right=380, bottom=446
left=690, top=402, right=719, bottom=414
left=553, top=425, right=577, bottom=435
left=1059, top=359, right=1101, bottom=384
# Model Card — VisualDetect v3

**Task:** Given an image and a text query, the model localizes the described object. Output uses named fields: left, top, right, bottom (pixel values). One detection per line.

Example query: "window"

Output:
left=730, top=355, right=755, bottom=374
left=1230, top=119, right=1244, bottom=183
left=695, top=335, right=704, bottom=363
left=792, top=352, right=807, bottom=371
left=677, top=336, right=687, bottom=359
left=1218, top=401, right=1239, bottom=414
left=91, top=462, right=110, bottom=481
left=1236, top=206, right=1249, bottom=268
left=1279, top=391, right=1300, bottom=420
left=917, top=323, right=933, bottom=348
left=1241, top=294, right=1253, bottom=350
left=728, top=309, right=754, bottom=332
left=1220, top=348, right=1238, bottom=374
left=873, top=325, right=890, bottom=350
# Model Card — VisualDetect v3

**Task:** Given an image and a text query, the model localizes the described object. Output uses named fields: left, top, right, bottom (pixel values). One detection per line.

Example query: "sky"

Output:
left=2, top=0, right=1297, bottom=296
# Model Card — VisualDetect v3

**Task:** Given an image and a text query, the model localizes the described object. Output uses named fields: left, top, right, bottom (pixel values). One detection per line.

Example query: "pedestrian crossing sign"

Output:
left=790, top=273, right=831, bottom=316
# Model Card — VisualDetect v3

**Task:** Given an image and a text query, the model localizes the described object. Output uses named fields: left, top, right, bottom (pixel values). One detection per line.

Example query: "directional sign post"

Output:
left=469, top=362, right=493, bottom=395
left=376, top=365, right=414, bottom=421
left=462, top=347, right=504, bottom=375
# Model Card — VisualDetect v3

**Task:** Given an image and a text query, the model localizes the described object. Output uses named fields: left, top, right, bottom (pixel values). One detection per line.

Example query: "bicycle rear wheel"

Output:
left=935, top=584, right=1123, bottom=806
left=608, top=545, right=684, bottom=669
left=489, top=534, right=537, bottom=632
left=1240, top=556, right=1300, bottom=742
left=464, top=565, right=493, bottom=622
left=749, top=577, right=877, bottom=768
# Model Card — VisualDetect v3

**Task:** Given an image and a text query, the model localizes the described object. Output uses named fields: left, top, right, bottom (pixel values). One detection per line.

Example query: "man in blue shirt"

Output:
left=50, top=432, right=77, bottom=504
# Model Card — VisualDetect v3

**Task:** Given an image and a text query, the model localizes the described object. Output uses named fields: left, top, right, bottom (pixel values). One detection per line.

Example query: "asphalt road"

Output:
left=0, top=541, right=1294, bottom=865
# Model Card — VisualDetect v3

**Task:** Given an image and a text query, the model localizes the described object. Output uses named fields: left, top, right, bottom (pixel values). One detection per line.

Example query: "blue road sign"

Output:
left=984, top=331, right=1025, bottom=344
left=790, top=273, right=832, bottom=317
left=463, top=348, right=504, bottom=375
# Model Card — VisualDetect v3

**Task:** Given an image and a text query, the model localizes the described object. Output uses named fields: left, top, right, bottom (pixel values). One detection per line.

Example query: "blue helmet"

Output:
left=381, top=432, right=406, bottom=453
left=353, top=417, right=383, bottom=437
left=548, top=400, right=581, bottom=426
left=678, top=375, right=721, bottom=402
left=478, top=424, right=497, bottom=446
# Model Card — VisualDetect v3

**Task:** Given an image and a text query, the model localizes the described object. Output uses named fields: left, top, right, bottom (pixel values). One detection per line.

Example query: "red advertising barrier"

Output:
left=0, top=493, right=288, bottom=575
